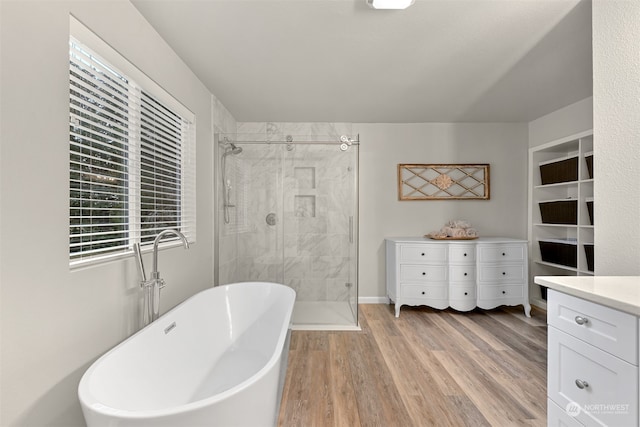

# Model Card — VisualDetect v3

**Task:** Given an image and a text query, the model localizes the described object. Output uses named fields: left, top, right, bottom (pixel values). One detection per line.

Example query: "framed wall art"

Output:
left=398, top=164, right=490, bottom=200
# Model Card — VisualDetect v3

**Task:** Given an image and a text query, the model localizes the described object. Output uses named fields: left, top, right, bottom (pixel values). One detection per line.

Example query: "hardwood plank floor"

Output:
left=278, top=304, right=547, bottom=427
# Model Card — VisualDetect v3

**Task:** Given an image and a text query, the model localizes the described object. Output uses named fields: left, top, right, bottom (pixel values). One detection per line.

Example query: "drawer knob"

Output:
left=502, top=290, right=506, bottom=294
left=421, top=253, right=425, bottom=256
left=463, top=253, right=467, bottom=257
left=574, top=316, right=589, bottom=325
left=464, top=292, right=468, bottom=296
left=575, top=379, right=589, bottom=389
left=502, top=272, right=506, bottom=276
left=421, top=291, right=426, bottom=295
left=464, top=272, right=468, bottom=276
left=502, top=252, right=506, bottom=256
left=422, top=272, right=426, bottom=276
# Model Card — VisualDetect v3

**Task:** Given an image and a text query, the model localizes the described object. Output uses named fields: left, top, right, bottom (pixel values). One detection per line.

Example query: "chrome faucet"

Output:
left=134, top=229, right=190, bottom=326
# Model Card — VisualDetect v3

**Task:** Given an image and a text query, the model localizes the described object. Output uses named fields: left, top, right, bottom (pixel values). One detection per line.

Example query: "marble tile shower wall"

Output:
left=237, top=122, right=353, bottom=141
left=220, top=122, right=356, bottom=302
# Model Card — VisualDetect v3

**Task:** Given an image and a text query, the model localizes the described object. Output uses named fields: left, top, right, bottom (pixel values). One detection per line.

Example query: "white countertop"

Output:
left=535, top=276, right=640, bottom=315
left=386, top=236, right=527, bottom=243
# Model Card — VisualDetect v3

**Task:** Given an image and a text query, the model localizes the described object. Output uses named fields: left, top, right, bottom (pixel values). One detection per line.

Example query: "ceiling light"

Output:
left=366, top=0, right=415, bottom=9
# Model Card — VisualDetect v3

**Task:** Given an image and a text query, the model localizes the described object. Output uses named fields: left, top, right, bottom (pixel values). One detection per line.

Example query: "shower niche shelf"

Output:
left=295, top=195, right=316, bottom=217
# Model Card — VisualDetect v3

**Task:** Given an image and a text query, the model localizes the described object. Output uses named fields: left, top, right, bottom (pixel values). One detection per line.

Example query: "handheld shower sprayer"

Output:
left=221, top=141, right=243, bottom=224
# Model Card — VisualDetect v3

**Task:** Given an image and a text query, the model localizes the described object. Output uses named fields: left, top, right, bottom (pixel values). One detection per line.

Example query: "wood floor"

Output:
left=278, top=304, right=547, bottom=427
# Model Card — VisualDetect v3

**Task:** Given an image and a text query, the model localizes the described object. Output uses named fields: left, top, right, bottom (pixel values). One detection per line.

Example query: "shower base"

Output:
left=291, top=301, right=360, bottom=331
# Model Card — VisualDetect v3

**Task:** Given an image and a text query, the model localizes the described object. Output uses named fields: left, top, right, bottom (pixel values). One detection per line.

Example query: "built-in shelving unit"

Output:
left=528, top=130, right=594, bottom=308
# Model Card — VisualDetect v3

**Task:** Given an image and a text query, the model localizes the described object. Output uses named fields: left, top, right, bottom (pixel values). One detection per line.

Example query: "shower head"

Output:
left=223, top=143, right=243, bottom=156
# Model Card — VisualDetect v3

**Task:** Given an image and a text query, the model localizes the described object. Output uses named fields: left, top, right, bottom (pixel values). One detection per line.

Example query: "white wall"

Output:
left=355, top=123, right=529, bottom=298
left=528, top=97, right=593, bottom=147
left=592, top=0, right=640, bottom=275
left=0, top=2, right=217, bottom=425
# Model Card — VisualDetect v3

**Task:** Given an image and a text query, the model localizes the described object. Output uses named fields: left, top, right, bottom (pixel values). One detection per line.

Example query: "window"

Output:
left=69, top=18, right=195, bottom=267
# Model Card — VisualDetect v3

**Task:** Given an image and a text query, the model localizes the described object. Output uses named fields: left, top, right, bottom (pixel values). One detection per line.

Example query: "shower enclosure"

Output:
left=216, top=134, right=359, bottom=330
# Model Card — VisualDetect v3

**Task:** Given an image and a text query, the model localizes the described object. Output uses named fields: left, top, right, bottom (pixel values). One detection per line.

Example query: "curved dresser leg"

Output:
left=395, top=304, right=401, bottom=318
left=524, top=303, right=532, bottom=318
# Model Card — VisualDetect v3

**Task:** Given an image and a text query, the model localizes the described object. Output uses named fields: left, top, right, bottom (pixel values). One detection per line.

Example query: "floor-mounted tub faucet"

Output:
left=134, top=229, right=190, bottom=327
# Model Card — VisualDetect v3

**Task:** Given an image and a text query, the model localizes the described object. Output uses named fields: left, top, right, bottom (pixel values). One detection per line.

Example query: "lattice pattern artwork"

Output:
left=398, top=164, right=490, bottom=200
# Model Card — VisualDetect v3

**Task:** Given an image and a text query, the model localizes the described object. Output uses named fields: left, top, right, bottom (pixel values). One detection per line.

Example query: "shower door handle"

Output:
left=349, top=216, right=354, bottom=244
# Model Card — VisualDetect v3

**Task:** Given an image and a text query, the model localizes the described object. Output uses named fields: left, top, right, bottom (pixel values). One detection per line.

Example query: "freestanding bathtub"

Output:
left=78, top=282, right=296, bottom=427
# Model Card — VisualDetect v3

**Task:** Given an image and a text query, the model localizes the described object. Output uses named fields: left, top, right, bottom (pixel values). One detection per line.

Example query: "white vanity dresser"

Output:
left=535, top=276, right=640, bottom=427
left=386, top=237, right=531, bottom=318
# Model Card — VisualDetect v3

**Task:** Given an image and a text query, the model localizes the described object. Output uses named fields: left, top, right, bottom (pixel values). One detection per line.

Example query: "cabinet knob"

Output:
left=464, top=272, right=468, bottom=276
left=574, top=316, right=589, bottom=325
left=502, top=252, right=506, bottom=256
left=421, top=291, right=426, bottom=295
left=464, top=292, right=468, bottom=296
left=463, top=253, right=467, bottom=257
left=502, top=272, right=506, bottom=276
left=575, top=379, right=589, bottom=389
left=421, top=253, right=425, bottom=256
left=422, top=272, right=426, bottom=276
left=502, top=290, right=506, bottom=294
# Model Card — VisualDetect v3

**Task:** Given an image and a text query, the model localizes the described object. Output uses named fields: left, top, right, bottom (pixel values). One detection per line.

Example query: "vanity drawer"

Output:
left=450, top=285, right=476, bottom=312
left=449, top=245, right=476, bottom=263
left=449, top=285, right=476, bottom=300
left=449, top=266, right=476, bottom=282
left=401, top=284, right=448, bottom=300
left=548, top=289, right=638, bottom=365
left=548, top=327, right=638, bottom=427
left=400, top=265, right=448, bottom=282
left=477, top=244, right=525, bottom=262
left=477, top=264, right=525, bottom=283
left=399, top=244, right=447, bottom=263
left=478, top=284, right=523, bottom=300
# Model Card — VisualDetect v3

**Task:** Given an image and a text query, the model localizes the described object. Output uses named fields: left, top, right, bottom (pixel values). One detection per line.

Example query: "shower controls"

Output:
left=266, top=213, right=277, bottom=226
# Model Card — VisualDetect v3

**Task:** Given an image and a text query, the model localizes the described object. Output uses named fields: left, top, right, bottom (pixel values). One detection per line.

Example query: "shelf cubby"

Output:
left=528, top=130, right=594, bottom=307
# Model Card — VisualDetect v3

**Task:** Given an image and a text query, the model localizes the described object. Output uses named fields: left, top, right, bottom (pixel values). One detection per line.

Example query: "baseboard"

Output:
left=530, top=299, right=548, bottom=312
left=358, top=296, right=390, bottom=304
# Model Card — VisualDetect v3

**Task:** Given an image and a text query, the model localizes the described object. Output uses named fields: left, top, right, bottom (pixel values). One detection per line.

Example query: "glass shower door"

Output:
left=217, top=136, right=358, bottom=329
left=282, top=143, right=358, bottom=329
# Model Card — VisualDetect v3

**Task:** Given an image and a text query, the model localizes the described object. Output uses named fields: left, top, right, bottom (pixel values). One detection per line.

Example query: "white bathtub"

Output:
left=78, top=282, right=296, bottom=427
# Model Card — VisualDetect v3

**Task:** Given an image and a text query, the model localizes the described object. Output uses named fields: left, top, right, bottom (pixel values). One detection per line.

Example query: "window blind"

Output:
left=69, top=21, right=195, bottom=266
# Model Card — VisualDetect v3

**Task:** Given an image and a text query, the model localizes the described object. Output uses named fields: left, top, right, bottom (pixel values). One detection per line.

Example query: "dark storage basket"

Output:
left=586, top=198, right=594, bottom=225
left=539, top=200, right=577, bottom=224
left=585, top=154, right=594, bottom=179
left=539, top=239, right=577, bottom=268
left=584, top=244, right=594, bottom=272
left=539, top=156, right=579, bottom=185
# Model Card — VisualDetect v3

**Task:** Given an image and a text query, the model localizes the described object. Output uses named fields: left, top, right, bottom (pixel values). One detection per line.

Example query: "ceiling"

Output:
left=131, top=0, right=592, bottom=123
